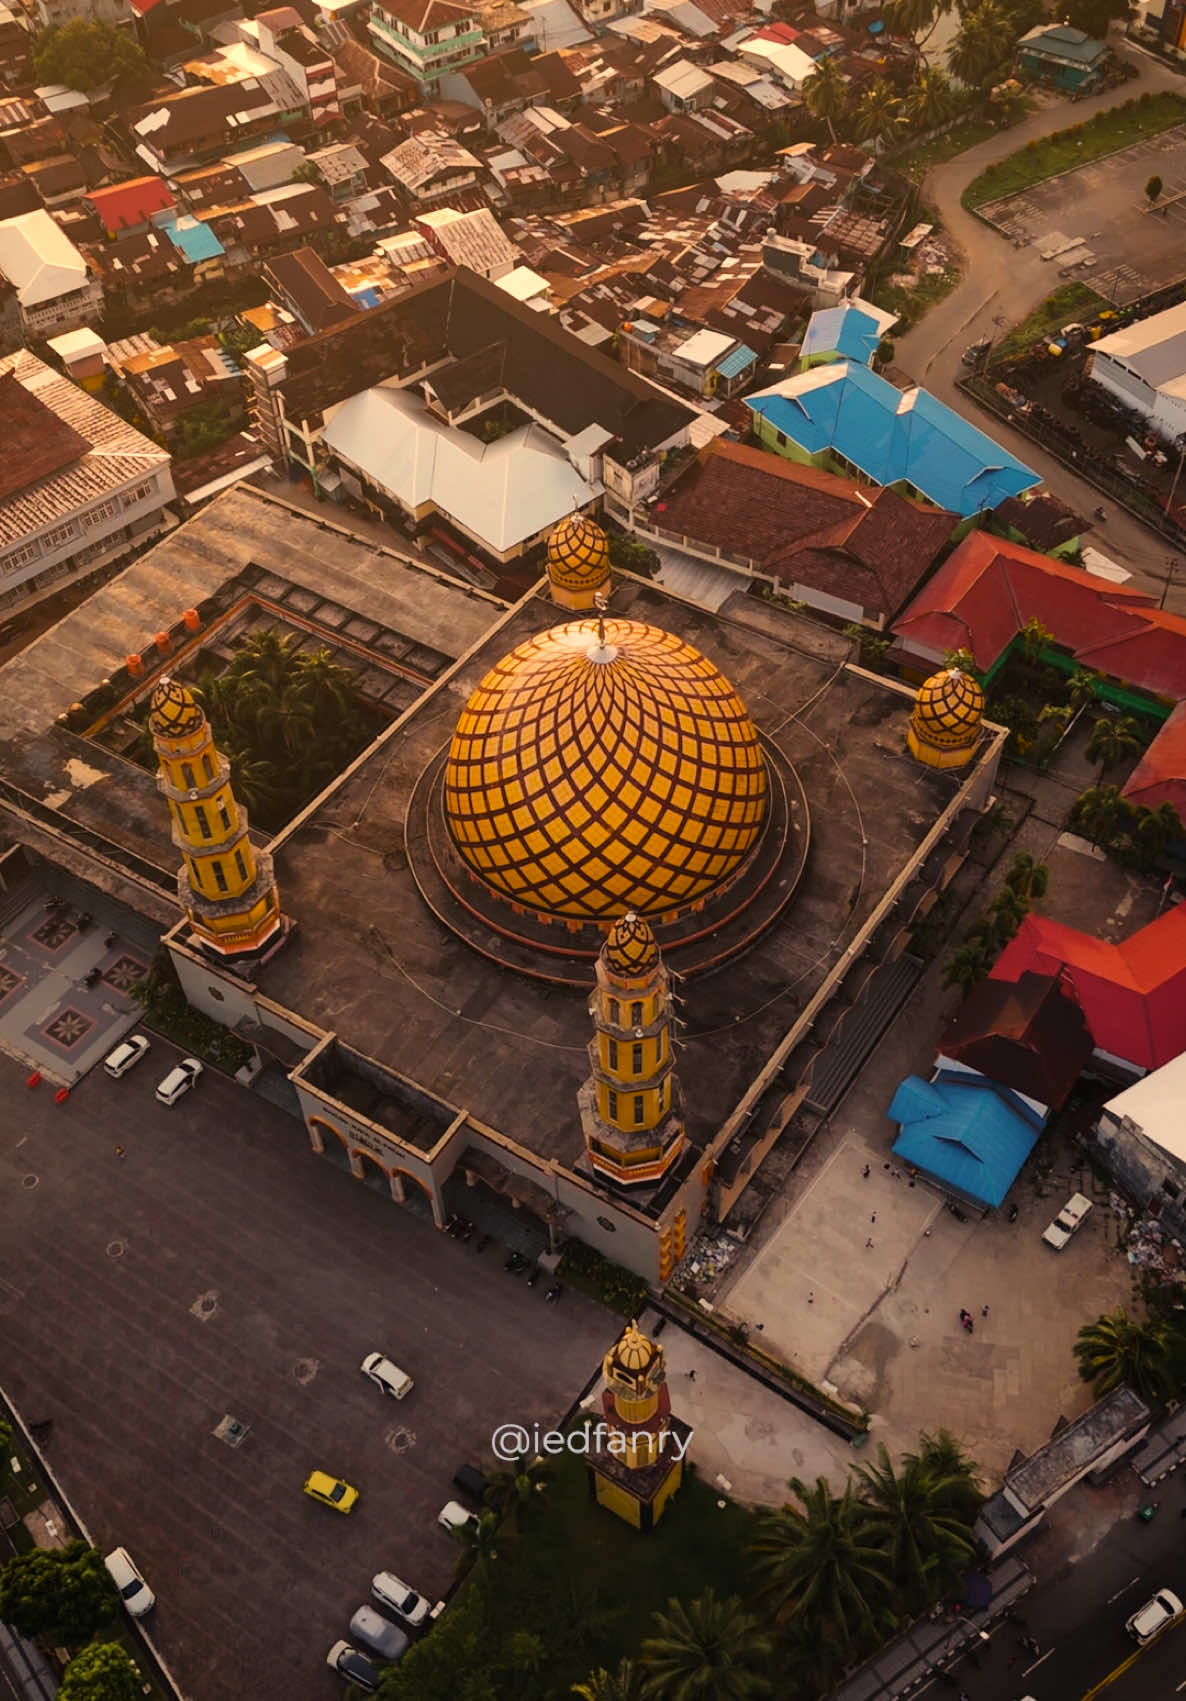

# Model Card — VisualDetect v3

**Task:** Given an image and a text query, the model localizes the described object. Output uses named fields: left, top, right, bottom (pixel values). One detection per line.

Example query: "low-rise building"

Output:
left=119, top=334, right=244, bottom=445
left=0, top=349, right=174, bottom=618
left=85, top=176, right=176, bottom=240
left=369, top=0, right=487, bottom=90
left=1015, top=23, right=1108, bottom=91
left=380, top=131, right=484, bottom=206
left=1086, top=300, right=1186, bottom=446
left=0, top=208, right=103, bottom=348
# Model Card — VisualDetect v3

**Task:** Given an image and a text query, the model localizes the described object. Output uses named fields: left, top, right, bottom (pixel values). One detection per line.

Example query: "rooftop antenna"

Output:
left=594, top=588, right=608, bottom=649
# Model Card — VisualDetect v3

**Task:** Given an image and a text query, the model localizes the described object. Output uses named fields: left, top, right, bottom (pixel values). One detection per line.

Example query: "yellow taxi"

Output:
left=303, top=1471, right=359, bottom=1514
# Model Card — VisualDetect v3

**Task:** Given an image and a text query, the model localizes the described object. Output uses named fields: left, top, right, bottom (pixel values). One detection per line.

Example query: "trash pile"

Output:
left=671, top=1230, right=740, bottom=1292
left=1124, top=1208, right=1184, bottom=1277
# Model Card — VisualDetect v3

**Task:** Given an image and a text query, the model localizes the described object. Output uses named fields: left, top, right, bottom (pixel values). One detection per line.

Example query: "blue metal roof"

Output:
left=715, top=342, right=757, bottom=380
left=801, top=304, right=881, bottom=367
left=888, top=1072, right=1043, bottom=1208
left=164, top=217, right=225, bottom=264
left=744, top=362, right=1039, bottom=517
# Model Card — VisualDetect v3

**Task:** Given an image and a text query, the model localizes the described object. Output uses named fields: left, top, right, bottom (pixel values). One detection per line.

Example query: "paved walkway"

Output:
left=897, top=45, right=1186, bottom=608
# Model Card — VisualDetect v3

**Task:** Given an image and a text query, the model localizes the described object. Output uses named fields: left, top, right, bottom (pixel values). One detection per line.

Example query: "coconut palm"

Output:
left=1070, top=783, right=1130, bottom=849
left=1003, top=851, right=1049, bottom=904
left=855, top=1444, right=977, bottom=1610
left=1019, top=614, right=1054, bottom=664
left=901, top=65, right=957, bottom=130
left=985, top=885, right=1026, bottom=948
left=803, top=56, right=849, bottom=143
left=942, top=938, right=993, bottom=991
left=885, top=0, right=955, bottom=52
left=1131, top=802, right=1185, bottom=861
left=1086, top=714, right=1142, bottom=778
left=484, top=1451, right=551, bottom=1534
left=947, top=1, right=1015, bottom=88
left=449, top=1506, right=500, bottom=1579
left=1066, top=668, right=1101, bottom=712
left=908, top=1431, right=983, bottom=1522
left=1074, top=1309, right=1176, bottom=1403
left=573, top=1661, right=642, bottom=1701
left=855, top=79, right=904, bottom=148
left=749, top=1476, right=895, bottom=1652
left=640, top=1589, right=772, bottom=1701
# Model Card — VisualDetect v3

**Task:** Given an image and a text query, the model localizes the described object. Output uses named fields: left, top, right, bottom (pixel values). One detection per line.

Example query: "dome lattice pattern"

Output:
left=913, top=668, right=984, bottom=747
left=547, top=514, right=611, bottom=591
left=605, top=912, right=660, bottom=978
left=444, top=619, right=768, bottom=921
left=149, top=677, right=205, bottom=738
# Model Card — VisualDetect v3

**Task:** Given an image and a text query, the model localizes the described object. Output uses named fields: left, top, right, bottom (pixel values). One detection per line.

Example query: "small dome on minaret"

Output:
left=546, top=513, right=611, bottom=610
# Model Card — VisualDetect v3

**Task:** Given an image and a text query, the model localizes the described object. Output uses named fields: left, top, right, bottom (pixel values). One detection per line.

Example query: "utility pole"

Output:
left=1161, top=555, right=1179, bottom=611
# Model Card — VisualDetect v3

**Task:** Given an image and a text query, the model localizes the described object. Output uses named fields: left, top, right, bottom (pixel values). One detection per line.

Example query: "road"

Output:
left=897, top=49, right=1186, bottom=612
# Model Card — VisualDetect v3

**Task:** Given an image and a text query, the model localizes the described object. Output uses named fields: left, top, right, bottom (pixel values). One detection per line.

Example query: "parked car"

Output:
left=1126, top=1588, right=1183, bottom=1643
left=103, top=1034, right=150, bottom=1078
left=350, top=1604, right=409, bottom=1662
left=360, top=1351, right=413, bottom=1399
left=453, top=1463, right=487, bottom=1505
left=438, top=1499, right=480, bottom=1536
left=327, top=1642, right=382, bottom=1692
left=962, top=337, right=991, bottom=366
left=155, top=1057, right=203, bottom=1106
left=303, top=1471, right=359, bottom=1513
left=372, top=1571, right=431, bottom=1629
left=1041, top=1191, right=1093, bottom=1250
left=104, top=1546, right=155, bottom=1618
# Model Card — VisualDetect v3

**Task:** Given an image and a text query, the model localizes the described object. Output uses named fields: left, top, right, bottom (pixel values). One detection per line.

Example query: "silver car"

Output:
left=349, top=1604, right=409, bottom=1662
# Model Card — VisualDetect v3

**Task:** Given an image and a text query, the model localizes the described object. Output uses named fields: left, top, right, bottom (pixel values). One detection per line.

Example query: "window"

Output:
left=630, top=1001, right=643, bottom=1027
left=212, top=860, right=228, bottom=893
left=1, top=539, right=42, bottom=574
left=607, top=998, right=619, bottom=1025
left=85, top=495, right=121, bottom=527
left=202, top=754, right=214, bottom=781
left=608, top=1038, right=618, bottom=1070
left=217, top=799, right=231, bottom=831
left=632, top=1042, right=643, bottom=1075
left=633, top=1095, right=645, bottom=1125
left=195, top=805, right=211, bottom=839
left=41, top=521, right=78, bottom=550
left=207, top=985, right=224, bottom=1002
left=182, top=764, right=195, bottom=789
left=607, top=1089, right=618, bottom=1119
left=776, top=431, right=787, bottom=447
left=121, top=481, right=155, bottom=509
left=233, top=848, right=247, bottom=881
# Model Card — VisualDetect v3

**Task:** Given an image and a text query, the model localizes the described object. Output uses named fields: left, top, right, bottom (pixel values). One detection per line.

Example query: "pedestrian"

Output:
left=866, top=1237, right=874, bottom=1248
left=982, top=1304, right=990, bottom=1317
left=923, top=1228, right=932, bottom=1237
left=871, top=1211, right=877, bottom=1224
left=808, top=1291, right=815, bottom=1304
left=863, top=1164, right=871, bottom=1178
left=687, top=1369, right=696, bottom=1381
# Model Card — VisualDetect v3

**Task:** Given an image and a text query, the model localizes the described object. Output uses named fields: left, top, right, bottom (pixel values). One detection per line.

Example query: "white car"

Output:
left=438, top=1500, right=480, bottom=1536
left=155, top=1057, right=203, bottom=1106
left=372, top=1570, right=431, bottom=1629
left=1041, top=1191, right=1093, bottom=1250
left=360, top=1352, right=413, bottom=1400
left=1126, top=1588, right=1184, bottom=1643
left=103, top=1034, right=150, bottom=1079
left=104, top=1546, right=155, bottom=1618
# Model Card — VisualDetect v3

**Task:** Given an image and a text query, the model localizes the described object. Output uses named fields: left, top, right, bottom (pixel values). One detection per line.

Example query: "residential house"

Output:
left=619, top=317, right=757, bottom=398
left=94, top=226, right=194, bottom=313
left=935, top=972, right=1094, bottom=1119
left=1015, top=23, right=1108, bottom=91
left=128, top=80, right=292, bottom=174
left=380, top=131, right=484, bottom=207
left=206, top=185, right=342, bottom=275
left=0, top=350, right=174, bottom=619
left=162, top=214, right=225, bottom=283
left=256, top=8, right=340, bottom=130
left=653, top=59, right=715, bottom=112
left=415, top=206, right=520, bottom=278
left=330, top=36, right=420, bottom=119
left=0, top=209, right=103, bottom=349
left=85, top=175, right=176, bottom=239
left=119, top=334, right=245, bottom=445
left=305, top=143, right=369, bottom=203
left=1088, top=1052, right=1186, bottom=1245
left=265, top=246, right=359, bottom=333
left=798, top=298, right=896, bottom=368
left=369, top=0, right=487, bottom=91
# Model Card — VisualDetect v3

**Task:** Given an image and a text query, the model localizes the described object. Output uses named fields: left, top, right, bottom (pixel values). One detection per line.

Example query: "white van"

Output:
left=1042, top=1192, right=1093, bottom=1250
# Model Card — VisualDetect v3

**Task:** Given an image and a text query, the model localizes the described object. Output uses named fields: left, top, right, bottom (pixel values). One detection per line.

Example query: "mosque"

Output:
left=0, top=484, right=1003, bottom=1280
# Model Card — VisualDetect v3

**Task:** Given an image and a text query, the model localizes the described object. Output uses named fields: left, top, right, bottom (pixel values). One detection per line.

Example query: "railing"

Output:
left=0, top=769, right=176, bottom=898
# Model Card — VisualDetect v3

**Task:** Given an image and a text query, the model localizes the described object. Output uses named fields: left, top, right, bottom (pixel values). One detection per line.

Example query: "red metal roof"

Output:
left=1124, top=700, right=1186, bottom=815
left=991, top=904, right=1186, bottom=1072
left=88, top=175, right=174, bottom=234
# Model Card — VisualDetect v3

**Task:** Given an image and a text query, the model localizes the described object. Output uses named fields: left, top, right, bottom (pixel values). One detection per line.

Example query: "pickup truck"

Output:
left=1041, top=1191, right=1093, bottom=1250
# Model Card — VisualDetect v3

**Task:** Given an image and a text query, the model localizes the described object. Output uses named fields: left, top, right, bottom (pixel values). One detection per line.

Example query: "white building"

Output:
left=1087, top=301, right=1186, bottom=445
left=0, top=350, right=174, bottom=618
left=0, top=210, right=104, bottom=349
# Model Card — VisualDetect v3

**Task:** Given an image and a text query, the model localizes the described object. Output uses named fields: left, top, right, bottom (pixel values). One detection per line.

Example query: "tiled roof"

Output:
left=1124, top=699, right=1186, bottom=815
left=376, top=0, right=476, bottom=30
left=0, top=350, right=169, bottom=549
left=939, top=970, right=1093, bottom=1110
left=87, top=175, right=175, bottom=233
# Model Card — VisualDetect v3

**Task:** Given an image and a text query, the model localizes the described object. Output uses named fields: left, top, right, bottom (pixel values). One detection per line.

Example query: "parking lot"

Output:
left=981, top=124, right=1186, bottom=303
left=0, top=1048, right=616, bottom=1701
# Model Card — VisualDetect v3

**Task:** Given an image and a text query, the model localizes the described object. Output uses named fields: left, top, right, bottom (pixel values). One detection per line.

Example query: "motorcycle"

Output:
left=505, top=1251, right=528, bottom=1274
left=83, top=967, right=101, bottom=989
left=1007, top=1203, right=1019, bottom=1223
left=545, top=1283, right=563, bottom=1303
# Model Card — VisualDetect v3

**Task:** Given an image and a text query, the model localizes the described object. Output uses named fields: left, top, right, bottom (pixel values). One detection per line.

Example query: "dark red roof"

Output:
left=940, top=971, right=1093, bottom=1110
left=991, top=904, right=1186, bottom=1072
left=0, top=373, right=89, bottom=503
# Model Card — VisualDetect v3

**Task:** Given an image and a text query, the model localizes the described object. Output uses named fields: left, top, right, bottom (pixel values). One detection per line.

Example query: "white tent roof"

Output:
left=323, top=387, right=601, bottom=554
left=0, top=210, right=88, bottom=307
left=1103, top=1052, right=1186, bottom=1165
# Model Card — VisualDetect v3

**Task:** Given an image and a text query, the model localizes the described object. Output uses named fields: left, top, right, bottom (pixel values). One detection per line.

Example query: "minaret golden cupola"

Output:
left=907, top=666, right=985, bottom=771
left=545, top=513, right=612, bottom=611
left=149, top=678, right=284, bottom=961
left=588, top=1318, right=691, bottom=1530
left=578, top=912, right=686, bottom=1191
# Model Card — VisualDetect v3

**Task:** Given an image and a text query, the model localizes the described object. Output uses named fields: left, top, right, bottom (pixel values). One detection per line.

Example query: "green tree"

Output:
left=1129, top=801, right=1184, bottom=862
left=0, top=1543, right=117, bottom=1645
left=608, top=531, right=660, bottom=579
left=449, top=1507, right=501, bottom=1580
left=749, top=1476, right=894, bottom=1652
left=1074, top=1308, right=1175, bottom=1402
left=60, top=1642, right=141, bottom=1701
left=640, top=1589, right=772, bottom=1701
left=1003, top=850, right=1049, bottom=903
left=31, top=17, right=144, bottom=91
left=1019, top=613, right=1054, bottom=663
left=1146, top=174, right=1164, bottom=207
left=855, top=79, right=904, bottom=147
left=985, top=884, right=1026, bottom=948
left=1062, top=0, right=1135, bottom=38
left=218, top=320, right=266, bottom=364
left=1086, top=714, right=1142, bottom=778
left=885, top=0, right=957, bottom=53
left=942, top=647, right=981, bottom=678
left=573, top=1659, right=643, bottom=1700
left=484, top=1451, right=551, bottom=1535
left=1066, top=667, right=1101, bottom=711
left=942, top=938, right=993, bottom=991
left=947, top=1, right=1016, bottom=88
left=909, top=1430, right=983, bottom=1523
left=803, top=57, right=850, bottom=143
left=901, top=66, right=958, bottom=130
left=1069, top=782, right=1131, bottom=848
left=855, top=1443, right=977, bottom=1611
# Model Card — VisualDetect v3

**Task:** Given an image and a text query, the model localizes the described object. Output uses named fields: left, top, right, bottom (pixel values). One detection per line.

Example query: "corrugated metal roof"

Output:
left=889, top=1072, right=1041, bottom=1208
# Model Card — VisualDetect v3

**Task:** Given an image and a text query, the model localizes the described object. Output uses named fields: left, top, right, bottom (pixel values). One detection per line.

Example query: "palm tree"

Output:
left=574, top=1661, right=642, bottom=1701
left=985, top=886, right=1026, bottom=948
left=1066, top=668, right=1101, bottom=712
left=942, top=938, right=993, bottom=991
left=855, top=1443, right=977, bottom=1611
left=901, top=65, right=956, bottom=130
left=1086, top=714, right=1142, bottom=778
left=1018, top=614, right=1054, bottom=664
left=855, top=79, right=904, bottom=148
left=450, top=1506, right=500, bottom=1579
left=1074, top=1309, right=1175, bottom=1403
left=1003, top=851, right=1049, bottom=904
left=640, top=1589, right=772, bottom=1701
left=803, top=57, right=849, bottom=143
left=908, top=1431, right=983, bottom=1523
left=947, top=1, right=1015, bottom=89
left=484, top=1451, right=551, bottom=1534
left=885, top=0, right=955, bottom=53
left=749, top=1476, right=895, bottom=1652
left=1070, top=783, right=1130, bottom=849
left=1130, top=802, right=1185, bottom=861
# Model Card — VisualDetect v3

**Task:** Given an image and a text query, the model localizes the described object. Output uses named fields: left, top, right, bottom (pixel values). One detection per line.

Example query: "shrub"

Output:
left=557, top=1240, right=649, bottom=1316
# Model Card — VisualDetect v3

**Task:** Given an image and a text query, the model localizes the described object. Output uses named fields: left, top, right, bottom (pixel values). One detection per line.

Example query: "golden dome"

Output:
left=149, top=677, right=205, bottom=738
left=547, top=514, right=611, bottom=592
left=604, top=1321, right=664, bottom=1389
left=444, top=618, right=768, bottom=922
left=912, top=667, right=984, bottom=748
left=604, top=912, right=660, bottom=979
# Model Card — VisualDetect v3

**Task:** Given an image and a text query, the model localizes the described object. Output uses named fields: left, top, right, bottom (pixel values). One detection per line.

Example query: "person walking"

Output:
left=866, top=1237, right=874, bottom=1248
left=982, top=1304, right=990, bottom=1317
left=863, top=1164, right=871, bottom=1178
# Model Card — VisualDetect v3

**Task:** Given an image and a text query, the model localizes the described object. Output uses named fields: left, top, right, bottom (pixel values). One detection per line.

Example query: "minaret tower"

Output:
left=149, top=677, right=285, bottom=962
left=588, top=1319, right=691, bottom=1530
left=545, top=513, right=612, bottom=611
left=579, top=912, right=686, bottom=1189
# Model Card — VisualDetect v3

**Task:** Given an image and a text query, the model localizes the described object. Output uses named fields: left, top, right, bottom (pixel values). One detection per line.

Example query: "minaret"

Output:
left=588, top=1319, right=691, bottom=1530
left=545, top=513, right=612, bottom=611
left=907, top=667, right=985, bottom=771
left=578, top=912, right=686, bottom=1189
left=149, top=677, right=285, bottom=962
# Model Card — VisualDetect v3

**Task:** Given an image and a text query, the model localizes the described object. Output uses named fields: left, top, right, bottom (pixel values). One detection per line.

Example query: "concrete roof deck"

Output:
left=257, top=576, right=964, bottom=1172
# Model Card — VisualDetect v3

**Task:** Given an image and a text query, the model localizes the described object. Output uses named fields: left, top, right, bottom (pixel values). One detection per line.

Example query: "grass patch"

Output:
left=895, top=112, right=1021, bottom=182
left=992, top=280, right=1107, bottom=359
left=963, top=92, right=1186, bottom=209
left=871, top=257, right=962, bottom=332
left=557, top=1239, right=649, bottom=1317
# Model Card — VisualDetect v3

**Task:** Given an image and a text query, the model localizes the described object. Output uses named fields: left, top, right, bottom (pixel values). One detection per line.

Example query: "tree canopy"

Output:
left=31, top=18, right=144, bottom=92
left=0, top=1543, right=117, bottom=1646
left=60, top=1642, right=142, bottom=1701
left=1061, top=0, right=1133, bottom=40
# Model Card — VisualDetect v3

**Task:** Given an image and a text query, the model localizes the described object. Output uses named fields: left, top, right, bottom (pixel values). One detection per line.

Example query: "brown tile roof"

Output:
left=940, top=971, right=1093, bottom=1111
left=265, top=245, right=358, bottom=333
left=375, top=0, right=476, bottom=30
left=0, top=370, right=89, bottom=503
left=332, top=36, right=418, bottom=108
